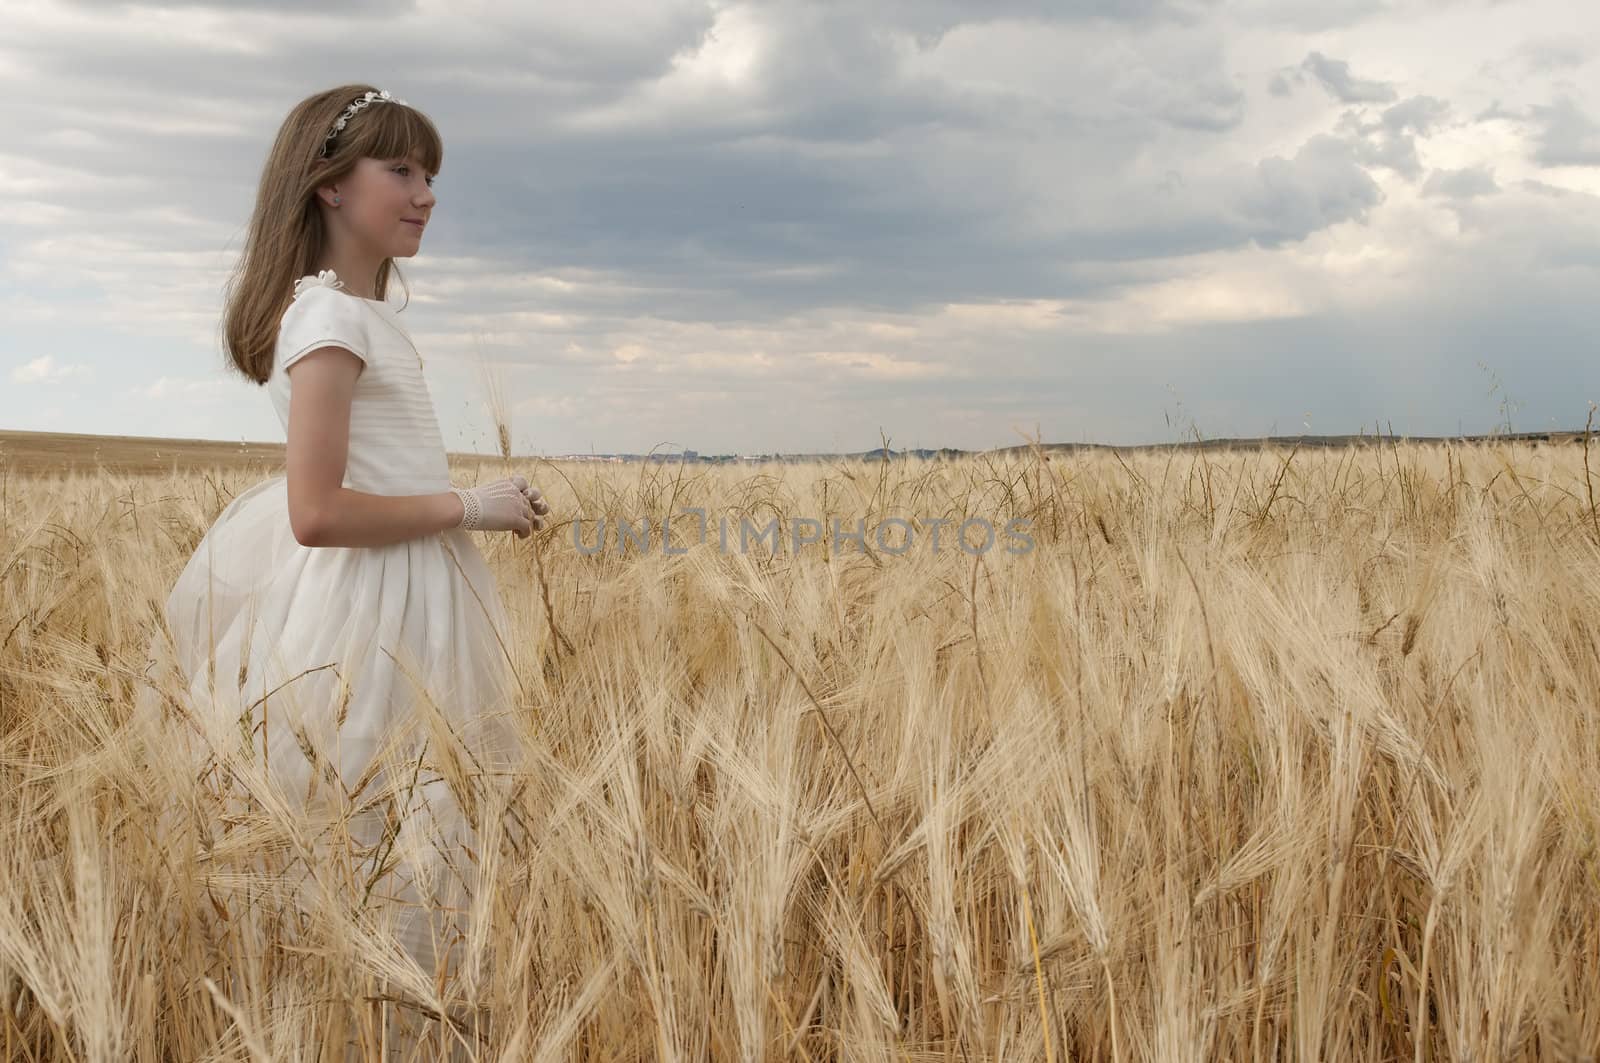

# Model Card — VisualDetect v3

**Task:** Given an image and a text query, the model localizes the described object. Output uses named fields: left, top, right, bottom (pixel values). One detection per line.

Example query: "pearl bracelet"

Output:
left=450, top=486, right=481, bottom=530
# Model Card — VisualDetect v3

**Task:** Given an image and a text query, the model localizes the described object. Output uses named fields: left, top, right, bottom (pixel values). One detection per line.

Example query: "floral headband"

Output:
left=318, top=89, right=409, bottom=159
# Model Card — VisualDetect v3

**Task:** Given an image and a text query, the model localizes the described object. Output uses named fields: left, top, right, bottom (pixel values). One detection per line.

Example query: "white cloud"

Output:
left=1421, top=165, right=1499, bottom=199
left=134, top=376, right=230, bottom=401
left=11, top=355, right=94, bottom=383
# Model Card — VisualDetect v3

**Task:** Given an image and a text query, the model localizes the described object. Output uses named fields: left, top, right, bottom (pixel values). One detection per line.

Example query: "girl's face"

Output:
left=330, top=153, right=437, bottom=257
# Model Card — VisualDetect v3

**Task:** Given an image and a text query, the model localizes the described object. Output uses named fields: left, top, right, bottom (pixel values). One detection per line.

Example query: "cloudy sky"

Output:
left=3, top=0, right=1598, bottom=455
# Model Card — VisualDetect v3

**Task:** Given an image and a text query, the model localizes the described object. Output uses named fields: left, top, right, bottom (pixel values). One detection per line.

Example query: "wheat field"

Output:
left=3, top=437, right=1600, bottom=1061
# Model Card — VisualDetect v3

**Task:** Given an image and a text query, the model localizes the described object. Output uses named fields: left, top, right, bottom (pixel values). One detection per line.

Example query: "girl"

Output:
left=138, top=84, right=548, bottom=988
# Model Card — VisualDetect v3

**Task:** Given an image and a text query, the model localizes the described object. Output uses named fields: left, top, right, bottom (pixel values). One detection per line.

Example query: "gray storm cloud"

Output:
left=0, top=0, right=1596, bottom=449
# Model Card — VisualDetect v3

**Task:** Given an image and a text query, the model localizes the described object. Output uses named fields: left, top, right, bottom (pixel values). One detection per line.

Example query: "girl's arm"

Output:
left=284, top=347, right=465, bottom=547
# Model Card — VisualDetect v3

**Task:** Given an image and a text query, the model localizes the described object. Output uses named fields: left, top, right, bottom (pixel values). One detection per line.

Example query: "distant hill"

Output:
left=0, top=429, right=497, bottom=477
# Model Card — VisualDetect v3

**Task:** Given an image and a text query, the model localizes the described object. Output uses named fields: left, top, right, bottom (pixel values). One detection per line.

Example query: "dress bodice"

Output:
left=268, top=271, right=451, bottom=494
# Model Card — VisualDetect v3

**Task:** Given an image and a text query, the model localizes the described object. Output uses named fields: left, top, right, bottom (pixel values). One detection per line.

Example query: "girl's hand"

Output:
left=519, top=481, right=551, bottom=536
left=451, top=476, right=548, bottom=537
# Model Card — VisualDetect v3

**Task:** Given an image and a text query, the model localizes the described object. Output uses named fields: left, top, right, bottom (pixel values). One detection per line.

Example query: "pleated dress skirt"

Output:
left=133, top=472, right=524, bottom=986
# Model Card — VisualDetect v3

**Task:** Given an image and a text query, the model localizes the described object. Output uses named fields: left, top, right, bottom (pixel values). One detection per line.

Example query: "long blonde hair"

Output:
left=223, top=84, right=444, bottom=385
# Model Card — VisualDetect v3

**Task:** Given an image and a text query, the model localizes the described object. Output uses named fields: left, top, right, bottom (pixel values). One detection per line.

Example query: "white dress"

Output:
left=135, top=269, right=521, bottom=985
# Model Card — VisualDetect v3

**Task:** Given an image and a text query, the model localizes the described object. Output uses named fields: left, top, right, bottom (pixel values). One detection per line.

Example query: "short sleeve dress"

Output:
left=135, top=269, right=521, bottom=976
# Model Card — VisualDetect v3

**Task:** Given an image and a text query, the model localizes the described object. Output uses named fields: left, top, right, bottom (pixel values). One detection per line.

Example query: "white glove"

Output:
left=450, top=476, right=550, bottom=537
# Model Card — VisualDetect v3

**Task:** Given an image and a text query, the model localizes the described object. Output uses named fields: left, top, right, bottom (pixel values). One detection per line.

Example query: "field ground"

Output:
left=4, top=435, right=1600, bottom=1059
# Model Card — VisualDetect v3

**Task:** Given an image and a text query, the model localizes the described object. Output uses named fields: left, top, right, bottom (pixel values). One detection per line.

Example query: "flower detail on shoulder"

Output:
left=293, top=269, right=345, bottom=299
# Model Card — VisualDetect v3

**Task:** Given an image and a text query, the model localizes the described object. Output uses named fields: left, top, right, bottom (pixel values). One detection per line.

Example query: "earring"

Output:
left=332, top=195, right=341, bottom=205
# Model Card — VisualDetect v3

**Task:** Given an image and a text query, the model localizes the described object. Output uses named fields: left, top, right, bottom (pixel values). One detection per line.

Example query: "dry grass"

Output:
left=4, top=437, right=1600, bottom=1060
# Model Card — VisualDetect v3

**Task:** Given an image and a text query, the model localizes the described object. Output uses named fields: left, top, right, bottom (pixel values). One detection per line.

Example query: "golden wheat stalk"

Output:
left=474, top=335, right=573, bottom=660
